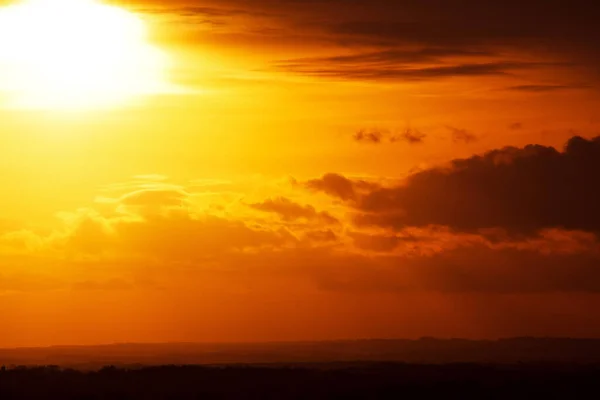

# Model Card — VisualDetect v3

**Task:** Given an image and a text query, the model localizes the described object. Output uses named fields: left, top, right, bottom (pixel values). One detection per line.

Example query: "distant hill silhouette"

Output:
left=3, top=338, right=600, bottom=369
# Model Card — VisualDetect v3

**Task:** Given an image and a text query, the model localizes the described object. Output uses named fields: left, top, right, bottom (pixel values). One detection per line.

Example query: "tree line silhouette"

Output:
left=1, top=362, right=599, bottom=399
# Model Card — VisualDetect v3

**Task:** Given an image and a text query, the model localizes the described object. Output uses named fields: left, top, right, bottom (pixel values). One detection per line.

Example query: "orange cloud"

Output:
left=0, top=171, right=597, bottom=296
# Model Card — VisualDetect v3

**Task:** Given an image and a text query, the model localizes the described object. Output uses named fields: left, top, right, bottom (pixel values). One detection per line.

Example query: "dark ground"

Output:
left=1, top=362, right=599, bottom=399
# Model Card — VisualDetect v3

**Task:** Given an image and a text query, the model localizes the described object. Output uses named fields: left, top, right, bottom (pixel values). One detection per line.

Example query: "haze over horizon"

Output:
left=5, top=338, right=600, bottom=368
left=1, top=0, right=600, bottom=349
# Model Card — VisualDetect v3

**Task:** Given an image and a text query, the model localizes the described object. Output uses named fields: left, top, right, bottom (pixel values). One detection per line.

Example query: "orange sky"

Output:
left=1, top=0, right=600, bottom=347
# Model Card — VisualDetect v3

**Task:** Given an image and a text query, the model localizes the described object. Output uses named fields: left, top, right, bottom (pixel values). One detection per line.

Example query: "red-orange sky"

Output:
left=1, top=0, right=600, bottom=348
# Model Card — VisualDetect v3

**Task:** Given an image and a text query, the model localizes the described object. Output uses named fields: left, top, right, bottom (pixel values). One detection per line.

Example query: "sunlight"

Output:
left=0, top=0, right=170, bottom=110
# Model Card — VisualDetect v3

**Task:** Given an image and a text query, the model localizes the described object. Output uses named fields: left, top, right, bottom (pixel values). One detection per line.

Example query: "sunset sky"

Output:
left=1, top=0, right=600, bottom=348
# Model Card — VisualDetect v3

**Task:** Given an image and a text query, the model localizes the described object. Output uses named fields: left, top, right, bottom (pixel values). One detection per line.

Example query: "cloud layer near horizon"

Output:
left=2, top=136, right=600, bottom=297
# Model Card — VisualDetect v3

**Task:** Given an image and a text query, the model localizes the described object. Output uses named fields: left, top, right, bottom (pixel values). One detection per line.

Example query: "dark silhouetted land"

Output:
left=2, top=338, right=600, bottom=399
left=1, top=362, right=599, bottom=399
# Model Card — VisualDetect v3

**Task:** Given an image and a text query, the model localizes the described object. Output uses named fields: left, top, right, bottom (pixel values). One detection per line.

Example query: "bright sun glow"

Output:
left=0, top=0, right=170, bottom=109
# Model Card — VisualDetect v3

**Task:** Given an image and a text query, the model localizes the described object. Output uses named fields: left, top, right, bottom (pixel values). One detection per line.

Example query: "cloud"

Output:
left=305, top=173, right=359, bottom=201
left=276, top=61, right=539, bottom=82
left=447, top=126, right=477, bottom=143
left=305, top=173, right=379, bottom=201
left=118, top=189, right=190, bottom=207
left=275, top=47, right=504, bottom=82
left=249, top=197, right=339, bottom=224
left=317, top=1, right=600, bottom=51
left=0, top=230, right=44, bottom=253
left=509, top=122, right=523, bottom=130
left=307, top=136, right=600, bottom=235
left=3, top=174, right=600, bottom=296
left=143, top=0, right=600, bottom=46
left=393, top=128, right=426, bottom=144
left=354, top=128, right=425, bottom=144
left=132, top=0, right=600, bottom=89
left=97, top=187, right=192, bottom=218
left=86, top=212, right=291, bottom=260
left=291, top=48, right=495, bottom=65
left=233, top=225, right=600, bottom=294
left=52, top=188, right=296, bottom=260
left=353, top=129, right=384, bottom=144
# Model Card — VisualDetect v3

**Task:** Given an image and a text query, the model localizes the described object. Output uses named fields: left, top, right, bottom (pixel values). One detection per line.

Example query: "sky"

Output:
left=1, top=0, right=600, bottom=347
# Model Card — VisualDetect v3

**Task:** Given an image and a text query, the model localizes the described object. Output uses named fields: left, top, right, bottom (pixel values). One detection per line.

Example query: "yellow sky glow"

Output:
left=0, top=0, right=600, bottom=349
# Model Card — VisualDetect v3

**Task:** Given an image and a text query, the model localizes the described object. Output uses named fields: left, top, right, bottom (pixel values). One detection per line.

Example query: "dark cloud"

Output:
left=305, top=173, right=360, bottom=201
left=305, top=173, right=378, bottom=201
left=143, top=0, right=599, bottom=42
left=509, top=122, right=523, bottom=130
left=393, top=128, right=426, bottom=144
left=276, top=61, right=539, bottom=82
left=316, top=1, right=600, bottom=50
left=447, top=126, right=477, bottom=144
left=284, top=48, right=494, bottom=65
left=353, top=129, right=384, bottom=144
left=169, top=6, right=247, bottom=17
left=276, top=47, right=497, bottom=82
left=308, top=136, right=600, bottom=235
left=354, top=128, right=425, bottom=144
left=249, top=197, right=339, bottom=224
left=131, top=0, right=600, bottom=85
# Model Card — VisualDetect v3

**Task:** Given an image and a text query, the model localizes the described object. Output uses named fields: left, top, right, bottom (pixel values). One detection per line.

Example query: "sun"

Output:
left=0, top=0, right=170, bottom=110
